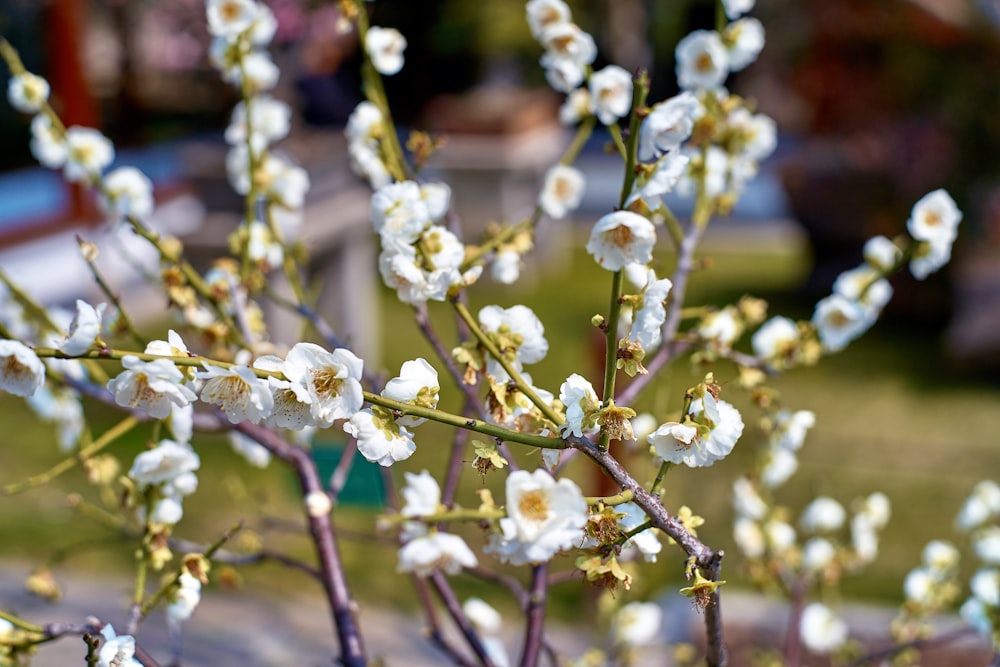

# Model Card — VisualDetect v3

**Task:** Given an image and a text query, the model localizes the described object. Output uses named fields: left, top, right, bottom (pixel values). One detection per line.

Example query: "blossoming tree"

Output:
left=0, top=0, right=996, bottom=666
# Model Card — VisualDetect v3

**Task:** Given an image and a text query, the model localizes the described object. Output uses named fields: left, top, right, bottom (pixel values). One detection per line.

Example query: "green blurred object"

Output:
left=312, top=439, right=386, bottom=508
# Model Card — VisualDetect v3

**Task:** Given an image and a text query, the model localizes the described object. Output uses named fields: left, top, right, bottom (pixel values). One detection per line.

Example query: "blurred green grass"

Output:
left=1, top=226, right=997, bottom=620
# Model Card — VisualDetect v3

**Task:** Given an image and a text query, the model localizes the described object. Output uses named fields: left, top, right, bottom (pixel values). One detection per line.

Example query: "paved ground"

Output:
left=3, top=560, right=992, bottom=667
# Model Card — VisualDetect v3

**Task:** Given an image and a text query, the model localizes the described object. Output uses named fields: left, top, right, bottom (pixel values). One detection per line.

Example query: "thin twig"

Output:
left=235, top=422, right=367, bottom=667
left=519, top=564, right=548, bottom=667
left=429, top=571, right=496, bottom=667
left=412, top=575, right=479, bottom=667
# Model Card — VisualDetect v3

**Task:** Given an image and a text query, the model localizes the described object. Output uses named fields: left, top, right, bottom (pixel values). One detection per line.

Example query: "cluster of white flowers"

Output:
left=675, top=14, right=763, bottom=93
left=907, top=189, right=963, bottom=280
left=902, top=540, right=960, bottom=608
left=955, top=480, right=1000, bottom=645
left=758, top=409, right=815, bottom=489
left=129, top=439, right=201, bottom=525
left=628, top=92, right=700, bottom=208
left=346, top=358, right=439, bottom=466
left=345, top=101, right=392, bottom=189
left=621, top=269, right=673, bottom=356
left=810, top=189, right=960, bottom=354
left=647, top=379, right=744, bottom=468
left=167, top=572, right=203, bottom=624
left=396, top=470, right=478, bottom=577
left=525, top=0, right=632, bottom=126
left=208, top=0, right=308, bottom=268
left=365, top=26, right=407, bottom=76
left=7, top=64, right=158, bottom=221
left=371, top=180, right=480, bottom=304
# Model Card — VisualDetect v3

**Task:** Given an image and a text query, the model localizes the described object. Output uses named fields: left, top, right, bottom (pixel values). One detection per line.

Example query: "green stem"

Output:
left=139, top=522, right=242, bottom=617
left=77, top=238, right=146, bottom=348
left=607, top=124, right=628, bottom=161
left=650, top=461, right=673, bottom=495
left=0, top=609, right=42, bottom=635
left=2, top=416, right=139, bottom=495
left=450, top=301, right=563, bottom=426
left=584, top=489, right=634, bottom=506
left=560, top=114, right=597, bottom=166
left=354, top=1, right=408, bottom=182
left=617, top=71, right=650, bottom=210
left=365, top=390, right=565, bottom=450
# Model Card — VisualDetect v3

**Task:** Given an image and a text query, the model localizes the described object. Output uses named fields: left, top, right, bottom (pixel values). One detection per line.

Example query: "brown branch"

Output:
left=235, top=422, right=367, bottom=667
left=412, top=575, right=479, bottom=667
left=429, top=571, right=496, bottom=667
left=519, top=564, right=548, bottom=667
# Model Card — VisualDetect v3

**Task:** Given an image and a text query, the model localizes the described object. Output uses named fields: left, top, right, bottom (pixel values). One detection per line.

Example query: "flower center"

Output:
left=606, top=224, right=634, bottom=248
left=924, top=210, right=941, bottom=227
left=220, top=1, right=243, bottom=22
left=2, top=355, right=29, bottom=383
left=518, top=489, right=550, bottom=522
left=695, top=52, right=715, bottom=74
left=312, top=368, right=343, bottom=399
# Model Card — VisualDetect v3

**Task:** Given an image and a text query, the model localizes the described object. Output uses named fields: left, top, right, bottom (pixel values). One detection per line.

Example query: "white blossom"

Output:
left=907, top=189, right=961, bottom=245
left=57, top=300, right=105, bottom=356
left=305, top=490, right=332, bottom=518
left=587, top=211, right=656, bottom=271
left=765, top=519, right=796, bottom=552
left=722, top=0, right=755, bottom=20
left=648, top=396, right=743, bottom=468
left=0, top=339, right=45, bottom=397
left=956, top=481, right=1000, bottom=531
left=345, top=409, right=417, bottom=467
left=559, top=88, right=591, bottom=125
left=224, top=95, right=291, bottom=152
left=812, top=294, right=868, bottom=353
left=638, top=92, right=699, bottom=162
left=618, top=502, right=661, bottom=562
left=732, top=476, right=768, bottom=519
left=129, top=440, right=200, bottom=486
left=589, top=66, right=633, bottom=126
left=283, top=343, right=364, bottom=427
left=802, top=537, right=836, bottom=572
left=801, top=496, right=846, bottom=533
left=760, top=446, right=798, bottom=488
left=612, top=601, right=662, bottom=646
left=463, top=597, right=503, bottom=634
left=29, top=114, right=67, bottom=169
left=974, top=526, right=1000, bottom=565
left=63, top=127, right=114, bottom=183
left=101, top=167, right=155, bottom=221
left=627, top=270, right=673, bottom=352
left=401, top=470, right=440, bottom=518
left=7, top=72, right=49, bottom=113
left=752, top=316, right=799, bottom=362
left=197, top=363, right=273, bottom=424
left=381, top=358, right=439, bottom=427
left=366, top=26, right=407, bottom=76
left=526, top=0, right=572, bottom=39
left=539, top=23, right=596, bottom=67
left=166, top=572, right=202, bottom=624
left=863, top=235, right=902, bottom=272
left=733, top=516, right=765, bottom=558
left=486, top=469, right=587, bottom=565
left=228, top=431, right=272, bottom=468
left=971, top=569, right=1000, bottom=607
left=800, top=603, right=848, bottom=654
left=724, top=18, right=765, bottom=71
left=206, top=0, right=259, bottom=38
left=676, top=31, right=729, bottom=91
left=398, top=529, right=478, bottom=576
left=108, top=356, right=196, bottom=419
left=492, top=249, right=522, bottom=284
left=558, top=373, right=600, bottom=438
left=97, top=625, right=141, bottom=667
left=539, top=165, right=585, bottom=219
left=479, top=304, right=549, bottom=379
